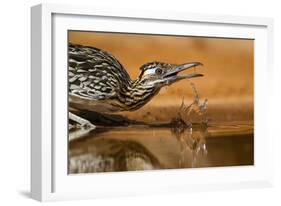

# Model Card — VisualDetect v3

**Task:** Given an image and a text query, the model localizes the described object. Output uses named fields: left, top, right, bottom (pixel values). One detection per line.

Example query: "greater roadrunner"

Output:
left=69, top=43, right=203, bottom=129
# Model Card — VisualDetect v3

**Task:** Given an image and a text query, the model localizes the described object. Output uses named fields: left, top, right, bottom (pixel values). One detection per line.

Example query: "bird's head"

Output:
left=135, top=61, right=203, bottom=90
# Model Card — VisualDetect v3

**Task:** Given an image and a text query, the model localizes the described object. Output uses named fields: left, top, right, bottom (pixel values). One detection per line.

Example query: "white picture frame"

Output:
left=31, top=3, right=274, bottom=202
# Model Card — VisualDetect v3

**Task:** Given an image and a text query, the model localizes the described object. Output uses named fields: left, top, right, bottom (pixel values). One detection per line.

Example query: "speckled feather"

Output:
left=69, top=44, right=131, bottom=101
left=68, top=44, right=159, bottom=113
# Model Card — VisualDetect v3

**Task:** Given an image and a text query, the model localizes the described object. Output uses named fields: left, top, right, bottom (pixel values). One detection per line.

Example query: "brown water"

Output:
left=68, top=122, right=253, bottom=174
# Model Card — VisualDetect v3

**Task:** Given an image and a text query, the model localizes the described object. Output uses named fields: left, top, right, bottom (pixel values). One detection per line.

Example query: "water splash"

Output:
left=171, top=82, right=208, bottom=168
left=179, top=82, right=208, bottom=125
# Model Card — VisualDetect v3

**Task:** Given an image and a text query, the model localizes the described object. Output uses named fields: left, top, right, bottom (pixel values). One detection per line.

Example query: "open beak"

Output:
left=162, top=62, right=203, bottom=85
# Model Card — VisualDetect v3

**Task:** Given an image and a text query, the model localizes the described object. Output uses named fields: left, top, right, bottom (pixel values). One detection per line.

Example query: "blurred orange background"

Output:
left=69, top=31, right=253, bottom=122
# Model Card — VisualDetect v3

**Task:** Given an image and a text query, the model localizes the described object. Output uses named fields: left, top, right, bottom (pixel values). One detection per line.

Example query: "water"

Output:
left=68, top=122, right=253, bottom=173
left=68, top=83, right=253, bottom=174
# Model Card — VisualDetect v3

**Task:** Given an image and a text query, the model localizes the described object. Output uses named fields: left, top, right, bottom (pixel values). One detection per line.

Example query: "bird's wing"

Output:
left=68, top=44, right=131, bottom=100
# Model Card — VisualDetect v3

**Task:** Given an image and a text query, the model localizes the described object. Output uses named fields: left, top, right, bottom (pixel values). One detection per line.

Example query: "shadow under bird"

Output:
left=68, top=44, right=204, bottom=129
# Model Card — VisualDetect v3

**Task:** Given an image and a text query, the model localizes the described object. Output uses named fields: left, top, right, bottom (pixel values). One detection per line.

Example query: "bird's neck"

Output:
left=117, top=79, right=160, bottom=111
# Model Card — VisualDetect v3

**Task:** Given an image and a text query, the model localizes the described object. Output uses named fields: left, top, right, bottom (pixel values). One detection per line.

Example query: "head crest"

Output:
left=139, top=62, right=161, bottom=72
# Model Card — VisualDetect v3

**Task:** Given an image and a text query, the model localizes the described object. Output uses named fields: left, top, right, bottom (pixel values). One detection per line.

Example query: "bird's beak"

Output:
left=162, top=62, right=203, bottom=85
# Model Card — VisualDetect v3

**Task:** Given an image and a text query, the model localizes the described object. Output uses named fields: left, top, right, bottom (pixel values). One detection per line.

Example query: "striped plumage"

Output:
left=68, top=43, right=203, bottom=114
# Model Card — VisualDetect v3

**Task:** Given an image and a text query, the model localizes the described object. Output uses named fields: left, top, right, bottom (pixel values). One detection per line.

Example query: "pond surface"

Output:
left=68, top=121, right=253, bottom=174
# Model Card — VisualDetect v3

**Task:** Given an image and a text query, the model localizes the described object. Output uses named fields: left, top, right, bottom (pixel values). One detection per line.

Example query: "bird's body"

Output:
left=69, top=44, right=160, bottom=113
left=68, top=43, right=203, bottom=127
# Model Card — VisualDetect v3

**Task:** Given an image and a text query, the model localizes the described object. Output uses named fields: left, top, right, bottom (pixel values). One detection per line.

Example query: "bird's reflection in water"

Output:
left=69, top=138, right=162, bottom=173
left=69, top=123, right=209, bottom=173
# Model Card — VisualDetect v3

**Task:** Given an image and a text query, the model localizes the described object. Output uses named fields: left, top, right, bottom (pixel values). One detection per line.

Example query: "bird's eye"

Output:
left=155, top=68, right=163, bottom=75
